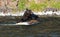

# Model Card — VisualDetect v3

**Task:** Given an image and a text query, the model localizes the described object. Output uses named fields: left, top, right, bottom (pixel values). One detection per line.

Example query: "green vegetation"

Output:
left=18, top=0, right=26, bottom=11
left=29, top=0, right=47, bottom=11
left=12, top=0, right=60, bottom=11
left=51, top=2, right=60, bottom=9
left=29, top=3, right=47, bottom=11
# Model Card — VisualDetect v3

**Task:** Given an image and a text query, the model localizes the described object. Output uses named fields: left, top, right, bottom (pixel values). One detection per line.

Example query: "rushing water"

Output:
left=0, top=17, right=60, bottom=37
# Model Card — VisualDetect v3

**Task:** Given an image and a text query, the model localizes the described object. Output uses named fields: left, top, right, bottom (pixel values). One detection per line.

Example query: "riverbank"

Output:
left=0, top=11, right=60, bottom=16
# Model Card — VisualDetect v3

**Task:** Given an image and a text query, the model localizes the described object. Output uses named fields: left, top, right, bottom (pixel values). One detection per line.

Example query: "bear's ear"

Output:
left=26, top=8, right=29, bottom=11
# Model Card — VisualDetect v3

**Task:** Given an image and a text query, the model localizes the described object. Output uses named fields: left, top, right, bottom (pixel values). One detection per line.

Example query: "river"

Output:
left=0, top=17, right=60, bottom=37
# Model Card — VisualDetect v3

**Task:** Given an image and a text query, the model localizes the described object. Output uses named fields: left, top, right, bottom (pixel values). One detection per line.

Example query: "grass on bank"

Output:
left=12, top=0, right=60, bottom=12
